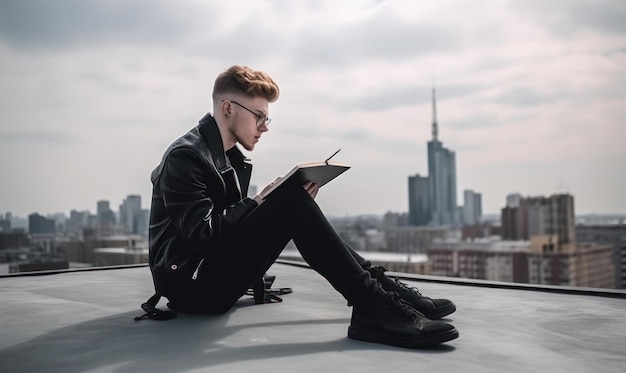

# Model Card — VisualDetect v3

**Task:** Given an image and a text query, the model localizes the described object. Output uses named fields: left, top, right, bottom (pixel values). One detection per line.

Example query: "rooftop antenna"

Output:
left=432, top=86, right=439, bottom=141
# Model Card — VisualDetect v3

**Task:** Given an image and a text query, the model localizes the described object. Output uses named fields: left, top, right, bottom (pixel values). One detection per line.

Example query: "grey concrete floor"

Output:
left=1, top=264, right=625, bottom=373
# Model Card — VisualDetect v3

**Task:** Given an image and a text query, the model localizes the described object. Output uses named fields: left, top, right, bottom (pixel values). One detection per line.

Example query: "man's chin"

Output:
left=242, top=143, right=255, bottom=151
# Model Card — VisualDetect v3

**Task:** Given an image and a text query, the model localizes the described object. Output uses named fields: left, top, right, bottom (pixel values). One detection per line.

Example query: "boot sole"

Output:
left=424, top=303, right=456, bottom=320
left=347, top=326, right=459, bottom=349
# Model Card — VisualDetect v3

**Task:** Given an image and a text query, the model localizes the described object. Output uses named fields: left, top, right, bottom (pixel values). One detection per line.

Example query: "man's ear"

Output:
left=218, top=99, right=232, bottom=119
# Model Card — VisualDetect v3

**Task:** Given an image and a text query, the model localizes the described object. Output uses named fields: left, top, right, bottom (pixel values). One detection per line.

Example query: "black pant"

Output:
left=190, top=184, right=374, bottom=313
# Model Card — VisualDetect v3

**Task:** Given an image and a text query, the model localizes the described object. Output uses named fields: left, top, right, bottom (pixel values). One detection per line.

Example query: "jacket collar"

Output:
left=197, top=113, right=250, bottom=169
left=197, top=113, right=253, bottom=199
left=197, top=113, right=232, bottom=172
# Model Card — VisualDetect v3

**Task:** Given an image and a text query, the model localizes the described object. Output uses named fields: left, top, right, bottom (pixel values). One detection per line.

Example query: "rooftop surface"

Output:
left=1, top=262, right=625, bottom=373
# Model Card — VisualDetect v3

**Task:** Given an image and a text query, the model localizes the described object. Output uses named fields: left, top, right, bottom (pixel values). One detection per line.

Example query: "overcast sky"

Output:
left=1, top=0, right=624, bottom=219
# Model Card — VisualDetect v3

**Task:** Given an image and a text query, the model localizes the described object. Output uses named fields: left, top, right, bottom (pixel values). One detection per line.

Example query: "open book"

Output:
left=260, top=149, right=350, bottom=198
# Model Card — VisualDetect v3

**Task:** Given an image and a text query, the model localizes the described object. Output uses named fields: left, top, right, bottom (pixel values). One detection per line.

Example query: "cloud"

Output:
left=604, top=47, right=626, bottom=57
left=0, top=0, right=194, bottom=51
left=513, top=0, right=626, bottom=37
left=338, top=83, right=479, bottom=112
left=444, top=114, right=499, bottom=131
left=291, top=21, right=460, bottom=70
left=494, top=86, right=563, bottom=107
left=0, top=0, right=624, bottom=217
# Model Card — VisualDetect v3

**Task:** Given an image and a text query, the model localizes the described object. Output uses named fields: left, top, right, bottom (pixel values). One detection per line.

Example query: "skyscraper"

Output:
left=408, top=174, right=430, bottom=226
left=28, top=213, right=56, bottom=234
left=462, top=189, right=482, bottom=225
left=407, top=88, right=462, bottom=227
left=427, top=88, right=458, bottom=226
left=526, top=194, right=575, bottom=247
left=96, top=200, right=116, bottom=225
left=119, top=195, right=142, bottom=234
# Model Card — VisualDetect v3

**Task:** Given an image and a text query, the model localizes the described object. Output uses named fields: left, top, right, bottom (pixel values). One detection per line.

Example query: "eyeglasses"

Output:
left=230, top=101, right=271, bottom=127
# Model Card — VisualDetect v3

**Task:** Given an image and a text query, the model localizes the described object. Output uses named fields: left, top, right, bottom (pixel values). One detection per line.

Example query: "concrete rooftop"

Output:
left=1, top=262, right=625, bottom=373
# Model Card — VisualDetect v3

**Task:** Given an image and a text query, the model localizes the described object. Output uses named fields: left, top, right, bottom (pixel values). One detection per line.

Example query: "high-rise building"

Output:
left=136, top=209, right=150, bottom=237
left=462, top=189, right=482, bottom=225
left=408, top=174, right=430, bottom=226
left=119, top=195, right=146, bottom=235
left=407, top=88, right=461, bottom=227
left=0, top=213, right=10, bottom=232
left=427, top=88, right=458, bottom=226
left=502, top=193, right=575, bottom=249
left=537, top=194, right=575, bottom=247
left=95, top=200, right=117, bottom=236
left=28, top=213, right=56, bottom=234
left=501, top=204, right=529, bottom=240
left=576, top=224, right=626, bottom=289
left=119, top=195, right=140, bottom=234
left=66, top=210, right=89, bottom=235
left=506, top=193, right=522, bottom=208
left=97, top=200, right=116, bottom=225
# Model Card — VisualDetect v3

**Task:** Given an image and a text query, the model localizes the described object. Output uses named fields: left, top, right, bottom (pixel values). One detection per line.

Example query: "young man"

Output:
left=147, top=65, right=458, bottom=349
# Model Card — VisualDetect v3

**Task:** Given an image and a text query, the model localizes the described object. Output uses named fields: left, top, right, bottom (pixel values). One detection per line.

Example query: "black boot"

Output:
left=348, top=288, right=459, bottom=349
left=368, top=265, right=456, bottom=320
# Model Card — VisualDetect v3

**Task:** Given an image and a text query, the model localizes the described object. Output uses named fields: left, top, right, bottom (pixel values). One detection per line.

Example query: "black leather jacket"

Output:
left=148, top=113, right=257, bottom=294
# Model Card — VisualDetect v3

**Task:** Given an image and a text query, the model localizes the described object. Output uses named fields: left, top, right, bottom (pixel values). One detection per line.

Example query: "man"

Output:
left=146, top=65, right=458, bottom=349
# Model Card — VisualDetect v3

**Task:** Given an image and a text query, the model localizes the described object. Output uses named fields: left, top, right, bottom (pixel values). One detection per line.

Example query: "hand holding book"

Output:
left=254, top=149, right=349, bottom=205
left=254, top=177, right=284, bottom=205
left=302, top=180, right=320, bottom=199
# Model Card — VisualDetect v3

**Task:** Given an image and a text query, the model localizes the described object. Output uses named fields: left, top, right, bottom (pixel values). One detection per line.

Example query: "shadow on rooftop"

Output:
left=0, top=300, right=455, bottom=373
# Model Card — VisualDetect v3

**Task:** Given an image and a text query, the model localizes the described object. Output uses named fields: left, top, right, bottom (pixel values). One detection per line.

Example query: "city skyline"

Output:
left=1, top=1, right=625, bottom=217
left=4, top=191, right=625, bottom=224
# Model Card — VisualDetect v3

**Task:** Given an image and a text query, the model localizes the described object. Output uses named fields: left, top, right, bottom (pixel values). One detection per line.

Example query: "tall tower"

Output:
left=427, top=88, right=458, bottom=226
left=432, top=87, right=438, bottom=141
left=408, top=174, right=430, bottom=226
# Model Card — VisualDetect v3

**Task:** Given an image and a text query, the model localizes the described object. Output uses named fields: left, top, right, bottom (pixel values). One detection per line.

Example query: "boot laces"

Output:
left=384, top=291, right=424, bottom=319
left=371, top=266, right=423, bottom=296
left=393, top=277, right=423, bottom=296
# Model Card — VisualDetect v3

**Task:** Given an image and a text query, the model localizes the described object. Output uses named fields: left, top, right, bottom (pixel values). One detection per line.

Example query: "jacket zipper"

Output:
left=192, top=258, right=205, bottom=280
